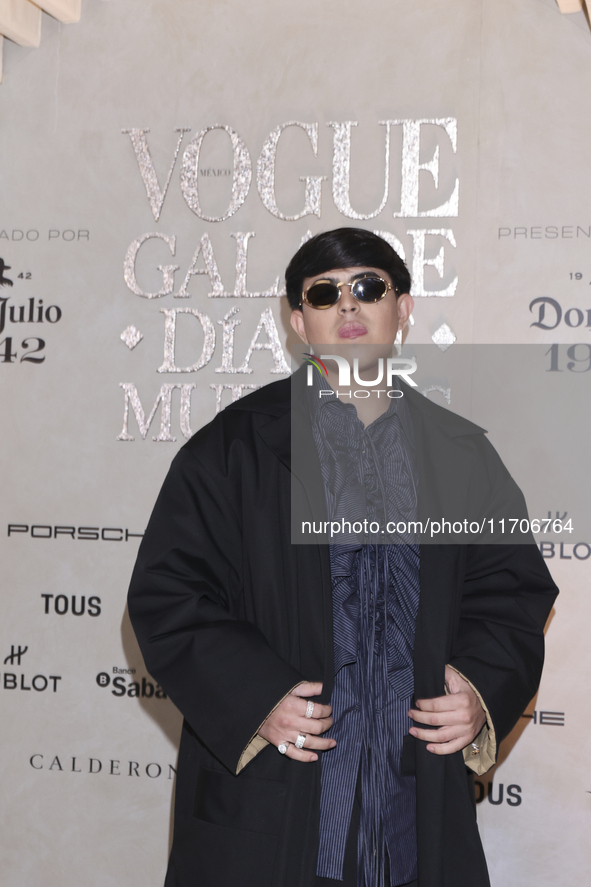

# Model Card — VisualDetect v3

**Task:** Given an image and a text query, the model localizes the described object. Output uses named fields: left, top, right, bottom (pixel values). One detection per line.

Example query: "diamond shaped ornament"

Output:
left=431, top=323, right=456, bottom=352
left=120, top=325, right=143, bottom=350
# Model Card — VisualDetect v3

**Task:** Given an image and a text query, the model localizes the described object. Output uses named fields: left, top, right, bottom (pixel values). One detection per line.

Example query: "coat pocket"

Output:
left=194, top=766, right=287, bottom=836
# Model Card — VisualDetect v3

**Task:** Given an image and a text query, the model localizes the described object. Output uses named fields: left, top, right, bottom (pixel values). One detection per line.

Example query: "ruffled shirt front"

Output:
left=310, top=381, right=420, bottom=887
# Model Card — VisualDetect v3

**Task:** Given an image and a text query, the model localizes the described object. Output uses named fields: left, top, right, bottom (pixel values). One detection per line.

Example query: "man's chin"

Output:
left=304, top=342, right=396, bottom=377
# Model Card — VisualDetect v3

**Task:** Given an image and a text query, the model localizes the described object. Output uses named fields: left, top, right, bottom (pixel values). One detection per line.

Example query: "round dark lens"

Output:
left=352, top=277, right=387, bottom=303
left=306, top=282, right=339, bottom=308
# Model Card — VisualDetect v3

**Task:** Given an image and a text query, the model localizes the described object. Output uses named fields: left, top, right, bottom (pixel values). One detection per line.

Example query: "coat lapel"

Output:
left=253, top=377, right=335, bottom=702
left=249, top=377, right=335, bottom=887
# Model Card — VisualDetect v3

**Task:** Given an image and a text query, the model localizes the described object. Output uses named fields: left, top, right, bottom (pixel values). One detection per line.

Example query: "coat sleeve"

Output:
left=442, top=430, right=559, bottom=768
left=446, top=666, right=497, bottom=775
left=448, top=541, right=558, bottom=761
left=127, top=425, right=305, bottom=776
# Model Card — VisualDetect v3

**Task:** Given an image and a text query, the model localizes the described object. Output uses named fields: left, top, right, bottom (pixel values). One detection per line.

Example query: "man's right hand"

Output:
left=258, top=682, right=335, bottom=762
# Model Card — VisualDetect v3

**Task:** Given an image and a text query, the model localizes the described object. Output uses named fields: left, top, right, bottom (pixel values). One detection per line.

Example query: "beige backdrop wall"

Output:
left=1, top=1, right=589, bottom=885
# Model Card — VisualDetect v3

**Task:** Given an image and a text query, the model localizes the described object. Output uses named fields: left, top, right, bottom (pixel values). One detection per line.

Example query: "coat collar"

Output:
left=227, top=368, right=487, bottom=465
left=229, top=369, right=491, bottom=552
left=226, top=366, right=486, bottom=438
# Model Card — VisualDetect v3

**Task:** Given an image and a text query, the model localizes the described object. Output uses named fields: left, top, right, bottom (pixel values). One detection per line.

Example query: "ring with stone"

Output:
left=470, top=742, right=480, bottom=757
left=278, top=743, right=288, bottom=755
left=305, top=700, right=315, bottom=719
left=295, top=733, right=306, bottom=749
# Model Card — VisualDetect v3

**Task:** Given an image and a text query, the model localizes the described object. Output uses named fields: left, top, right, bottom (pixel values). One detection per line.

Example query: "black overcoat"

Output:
left=127, top=373, right=558, bottom=887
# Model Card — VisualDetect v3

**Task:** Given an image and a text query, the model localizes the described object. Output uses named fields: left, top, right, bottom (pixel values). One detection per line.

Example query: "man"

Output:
left=127, top=228, right=557, bottom=887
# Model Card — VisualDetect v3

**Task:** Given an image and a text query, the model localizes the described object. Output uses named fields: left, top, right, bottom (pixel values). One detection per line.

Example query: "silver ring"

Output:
left=295, top=733, right=306, bottom=749
left=305, top=700, right=314, bottom=719
left=278, top=743, right=288, bottom=755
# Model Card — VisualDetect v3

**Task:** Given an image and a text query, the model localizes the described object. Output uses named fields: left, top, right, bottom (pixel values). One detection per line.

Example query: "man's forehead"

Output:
left=303, top=266, right=391, bottom=285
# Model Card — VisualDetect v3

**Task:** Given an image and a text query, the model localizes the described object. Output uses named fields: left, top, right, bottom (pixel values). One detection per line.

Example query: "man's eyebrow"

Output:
left=313, top=271, right=379, bottom=284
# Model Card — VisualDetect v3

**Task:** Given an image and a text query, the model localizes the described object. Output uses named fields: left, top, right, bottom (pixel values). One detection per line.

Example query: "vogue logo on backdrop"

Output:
left=118, top=118, right=461, bottom=442
left=123, top=119, right=459, bottom=226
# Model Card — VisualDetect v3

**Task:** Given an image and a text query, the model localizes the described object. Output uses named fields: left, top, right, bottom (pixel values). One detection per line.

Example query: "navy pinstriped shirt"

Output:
left=308, top=377, right=420, bottom=887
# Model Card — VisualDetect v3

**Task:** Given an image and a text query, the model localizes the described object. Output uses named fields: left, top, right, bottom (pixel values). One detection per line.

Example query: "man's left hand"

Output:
left=408, top=665, right=486, bottom=755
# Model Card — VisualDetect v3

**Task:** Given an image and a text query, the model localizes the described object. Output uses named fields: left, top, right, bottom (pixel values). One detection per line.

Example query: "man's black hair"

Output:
left=285, top=227, right=411, bottom=310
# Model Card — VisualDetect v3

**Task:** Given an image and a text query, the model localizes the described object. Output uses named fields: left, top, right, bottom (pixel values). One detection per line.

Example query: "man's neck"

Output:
left=325, top=368, right=392, bottom=428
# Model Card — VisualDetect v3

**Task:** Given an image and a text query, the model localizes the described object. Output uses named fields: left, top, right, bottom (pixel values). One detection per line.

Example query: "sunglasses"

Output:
left=301, top=274, right=397, bottom=310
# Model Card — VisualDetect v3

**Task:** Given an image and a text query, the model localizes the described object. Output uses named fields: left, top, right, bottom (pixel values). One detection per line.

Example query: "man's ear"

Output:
left=396, top=293, right=414, bottom=331
left=290, top=308, right=309, bottom=344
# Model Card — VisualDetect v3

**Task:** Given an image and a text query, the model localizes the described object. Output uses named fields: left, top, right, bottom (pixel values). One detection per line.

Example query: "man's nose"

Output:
left=337, top=284, right=359, bottom=312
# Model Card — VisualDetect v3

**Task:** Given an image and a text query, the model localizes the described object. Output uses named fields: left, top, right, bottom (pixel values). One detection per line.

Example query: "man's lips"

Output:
left=338, top=322, right=368, bottom=339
